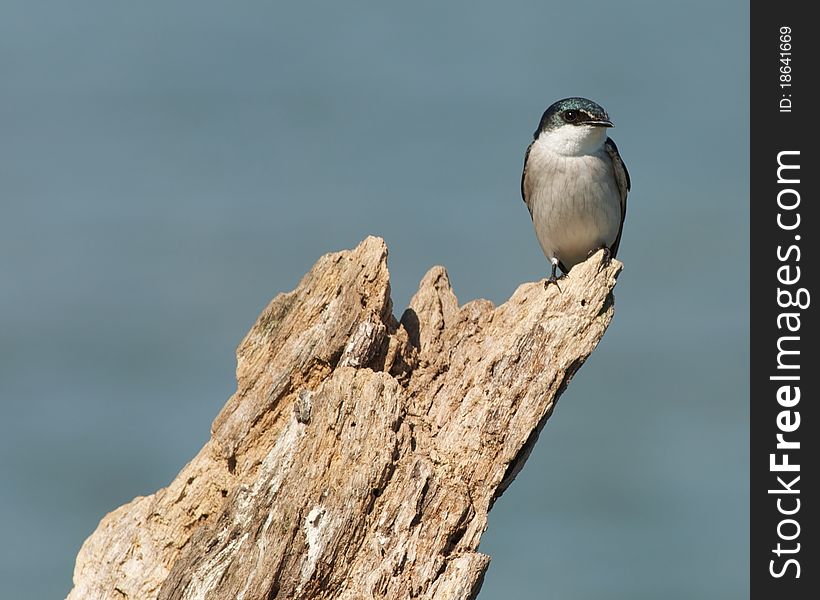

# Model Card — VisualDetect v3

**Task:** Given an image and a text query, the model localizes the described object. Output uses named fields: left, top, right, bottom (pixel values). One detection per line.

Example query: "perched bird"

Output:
left=521, top=97, right=630, bottom=284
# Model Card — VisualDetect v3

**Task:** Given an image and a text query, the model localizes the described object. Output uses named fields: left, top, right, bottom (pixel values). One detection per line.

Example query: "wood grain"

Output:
left=67, top=237, right=621, bottom=600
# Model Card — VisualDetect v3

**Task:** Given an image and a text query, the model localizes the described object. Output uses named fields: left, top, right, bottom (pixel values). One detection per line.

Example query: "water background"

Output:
left=0, top=2, right=748, bottom=598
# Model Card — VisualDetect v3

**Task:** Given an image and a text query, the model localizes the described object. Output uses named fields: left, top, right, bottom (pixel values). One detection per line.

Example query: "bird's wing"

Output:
left=521, top=140, right=535, bottom=218
left=604, top=137, right=630, bottom=259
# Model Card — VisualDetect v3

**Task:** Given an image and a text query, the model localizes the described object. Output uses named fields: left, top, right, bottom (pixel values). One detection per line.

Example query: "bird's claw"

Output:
left=544, top=275, right=562, bottom=292
left=587, top=245, right=612, bottom=262
left=587, top=246, right=612, bottom=273
left=545, top=260, right=563, bottom=291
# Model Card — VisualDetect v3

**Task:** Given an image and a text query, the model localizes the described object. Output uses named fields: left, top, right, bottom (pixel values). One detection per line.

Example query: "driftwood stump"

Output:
left=67, top=236, right=621, bottom=600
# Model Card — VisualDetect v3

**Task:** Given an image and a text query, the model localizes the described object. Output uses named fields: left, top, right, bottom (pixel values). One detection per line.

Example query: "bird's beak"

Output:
left=587, top=119, right=614, bottom=128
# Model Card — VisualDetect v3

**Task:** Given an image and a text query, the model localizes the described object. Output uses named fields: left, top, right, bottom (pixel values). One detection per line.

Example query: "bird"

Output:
left=520, top=97, right=630, bottom=285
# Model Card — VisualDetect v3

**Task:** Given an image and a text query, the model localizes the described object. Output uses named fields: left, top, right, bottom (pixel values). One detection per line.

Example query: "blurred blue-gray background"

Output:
left=1, top=1, right=748, bottom=598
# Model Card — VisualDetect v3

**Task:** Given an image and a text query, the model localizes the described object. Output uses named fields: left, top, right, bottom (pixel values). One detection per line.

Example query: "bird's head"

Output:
left=533, top=97, right=613, bottom=156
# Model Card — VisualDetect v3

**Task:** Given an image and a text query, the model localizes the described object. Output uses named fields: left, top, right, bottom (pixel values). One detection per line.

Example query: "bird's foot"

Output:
left=587, top=246, right=612, bottom=272
left=544, top=274, right=562, bottom=292
left=545, top=259, right=563, bottom=291
left=587, top=245, right=612, bottom=263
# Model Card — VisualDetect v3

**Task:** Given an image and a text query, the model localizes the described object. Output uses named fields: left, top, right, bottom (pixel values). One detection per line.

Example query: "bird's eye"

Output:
left=563, top=110, right=578, bottom=122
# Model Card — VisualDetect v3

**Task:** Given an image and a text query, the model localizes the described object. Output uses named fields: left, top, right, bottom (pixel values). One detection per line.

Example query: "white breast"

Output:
left=526, top=130, right=622, bottom=271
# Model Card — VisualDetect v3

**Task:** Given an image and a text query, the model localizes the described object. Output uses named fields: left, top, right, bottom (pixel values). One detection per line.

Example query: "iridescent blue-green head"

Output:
left=534, top=97, right=613, bottom=139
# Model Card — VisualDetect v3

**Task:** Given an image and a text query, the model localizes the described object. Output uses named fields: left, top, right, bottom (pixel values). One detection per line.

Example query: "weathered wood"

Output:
left=67, top=236, right=621, bottom=600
